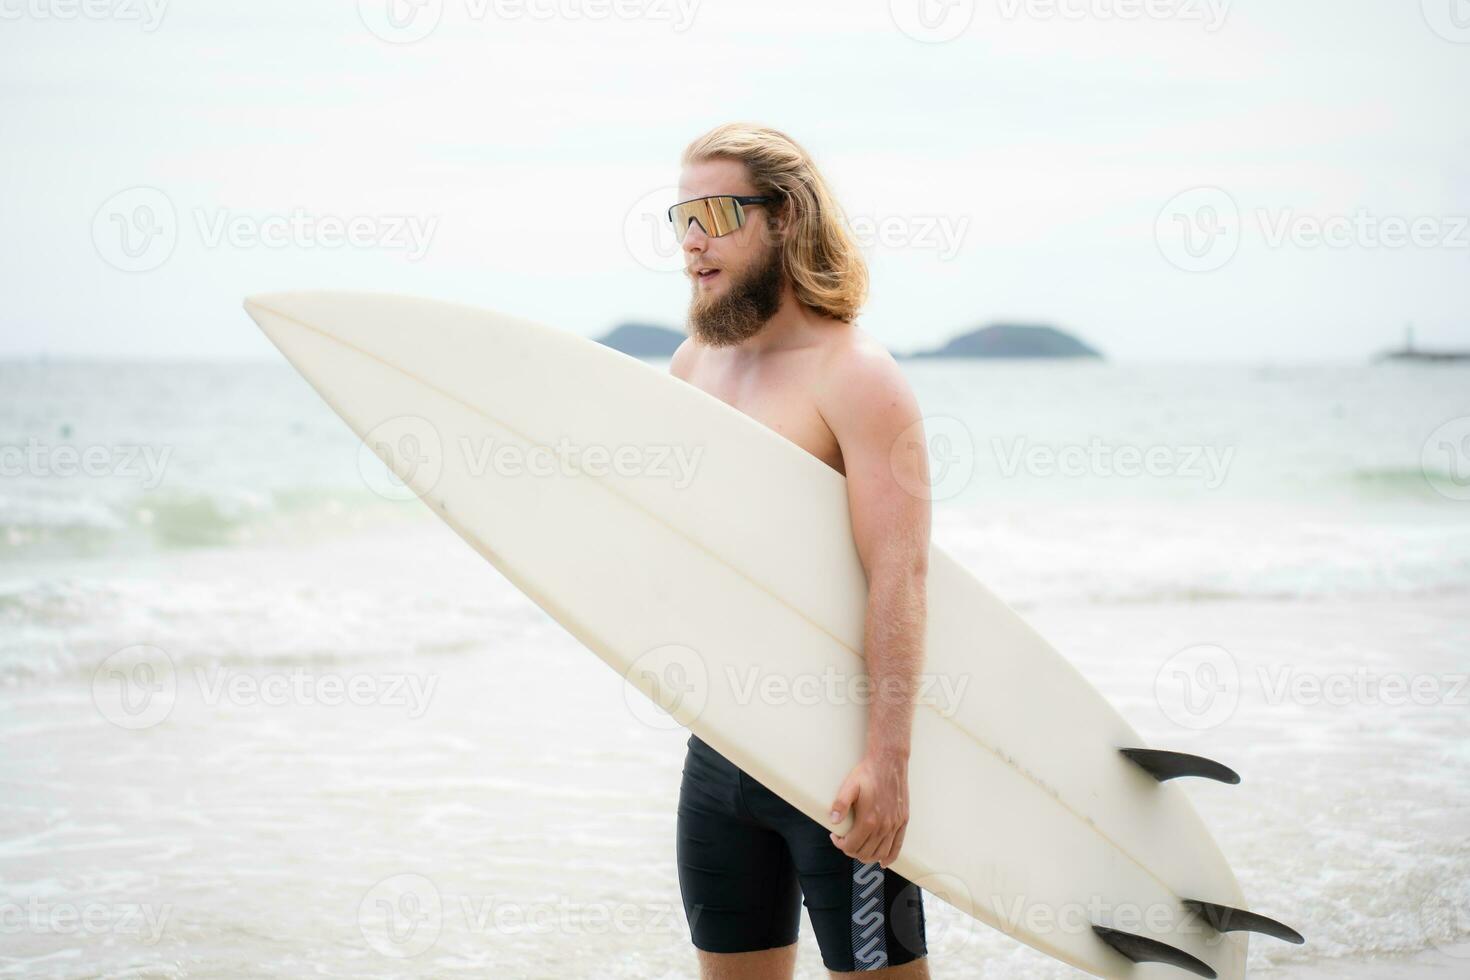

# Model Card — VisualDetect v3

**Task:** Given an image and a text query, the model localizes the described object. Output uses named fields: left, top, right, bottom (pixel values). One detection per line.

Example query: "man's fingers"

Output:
left=829, top=776, right=860, bottom=826
left=834, top=814, right=875, bottom=858
left=872, top=827, right=899, bottom=867
left=887, top=825, right=908, bottom=866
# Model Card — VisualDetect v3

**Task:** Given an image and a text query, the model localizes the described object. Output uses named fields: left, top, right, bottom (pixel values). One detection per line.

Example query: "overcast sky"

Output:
left=2, top=0, right=1467, bottom=362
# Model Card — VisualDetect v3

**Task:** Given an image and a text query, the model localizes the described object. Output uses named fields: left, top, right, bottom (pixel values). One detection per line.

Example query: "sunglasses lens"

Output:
left=669, top=196, right=744, bottom=241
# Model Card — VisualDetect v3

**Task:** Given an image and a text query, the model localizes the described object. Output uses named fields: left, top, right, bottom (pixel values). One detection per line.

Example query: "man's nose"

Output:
left=680, top=219, right=708, bottom=254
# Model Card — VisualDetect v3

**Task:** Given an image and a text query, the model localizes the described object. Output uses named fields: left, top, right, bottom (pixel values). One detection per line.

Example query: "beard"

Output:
left=687, top=242, right=785, bottom=348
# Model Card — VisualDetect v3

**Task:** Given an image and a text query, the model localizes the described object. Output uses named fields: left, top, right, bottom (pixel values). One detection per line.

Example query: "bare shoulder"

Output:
left=669, top=336, right=699, bottom=381
left=815, top=323, right=919, bottom=423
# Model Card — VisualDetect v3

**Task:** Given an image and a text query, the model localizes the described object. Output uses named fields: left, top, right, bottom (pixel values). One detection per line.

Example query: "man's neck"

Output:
left=727, top=287, right=827, bottom=357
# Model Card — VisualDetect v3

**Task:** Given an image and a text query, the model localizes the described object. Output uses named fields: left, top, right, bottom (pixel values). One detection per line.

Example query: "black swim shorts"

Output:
left=676, top=733, right=928, bottom=972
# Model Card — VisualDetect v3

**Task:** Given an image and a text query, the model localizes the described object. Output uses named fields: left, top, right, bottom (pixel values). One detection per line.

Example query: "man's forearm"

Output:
left=862, top=563, right=928, bottom=758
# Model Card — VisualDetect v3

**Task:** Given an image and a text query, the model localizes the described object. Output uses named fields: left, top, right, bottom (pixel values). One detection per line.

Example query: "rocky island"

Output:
left=596, top=321, right=1103, bottom=360
left=905, top=323, right=1101, bottom=359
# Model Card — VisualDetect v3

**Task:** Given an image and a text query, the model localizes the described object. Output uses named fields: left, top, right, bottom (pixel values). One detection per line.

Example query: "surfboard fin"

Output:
left=1092, top=925, right=1217, bottom=978
left=1120, top=748, right=1241, bottom=784
left=1183, top=899, right=1305, bottom=944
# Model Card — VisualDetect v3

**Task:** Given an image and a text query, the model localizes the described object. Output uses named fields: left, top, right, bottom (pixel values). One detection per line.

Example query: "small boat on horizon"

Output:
left=1375, top=324, right=1470, bottom=363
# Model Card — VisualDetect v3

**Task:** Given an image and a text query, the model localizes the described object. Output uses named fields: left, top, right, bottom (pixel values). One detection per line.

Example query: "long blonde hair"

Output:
left=681, top=123, right=867, bottom=323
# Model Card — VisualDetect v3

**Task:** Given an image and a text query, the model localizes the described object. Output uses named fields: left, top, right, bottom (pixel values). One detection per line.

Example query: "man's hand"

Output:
left=828, top=749, right=910, bottom=868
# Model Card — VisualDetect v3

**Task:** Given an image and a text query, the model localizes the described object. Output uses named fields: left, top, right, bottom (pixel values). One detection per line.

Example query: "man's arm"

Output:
left=818, top=342, right=931, bottom=868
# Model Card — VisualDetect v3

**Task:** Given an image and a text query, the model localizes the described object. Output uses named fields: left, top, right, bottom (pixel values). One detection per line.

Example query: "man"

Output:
left=667, top=123, right=933, bottom=979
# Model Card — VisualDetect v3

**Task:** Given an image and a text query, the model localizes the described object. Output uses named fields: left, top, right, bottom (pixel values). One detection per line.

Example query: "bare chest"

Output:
left=684, top=355, right=844, bottom=475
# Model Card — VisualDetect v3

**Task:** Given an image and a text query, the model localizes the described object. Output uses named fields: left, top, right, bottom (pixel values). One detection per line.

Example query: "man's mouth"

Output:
left=692, top=267, right=721, bottom=285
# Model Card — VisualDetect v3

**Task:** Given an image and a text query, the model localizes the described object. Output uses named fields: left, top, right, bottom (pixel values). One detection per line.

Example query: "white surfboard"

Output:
left=245, top=291, right=1289, bottom=978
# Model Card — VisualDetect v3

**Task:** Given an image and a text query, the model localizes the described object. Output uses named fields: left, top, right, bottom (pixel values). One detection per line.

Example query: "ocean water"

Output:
left=1, top=358, right=1468, bottom=977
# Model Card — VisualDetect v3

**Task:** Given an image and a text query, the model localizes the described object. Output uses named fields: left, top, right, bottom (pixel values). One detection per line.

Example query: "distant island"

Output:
left=1375, top=325, right=1469, bottom=364
left=905, top=323, right=1102, bottom=360
left=596, top=322, right=685, bottom=357
left=595, top=320, right=1102, bottom=360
